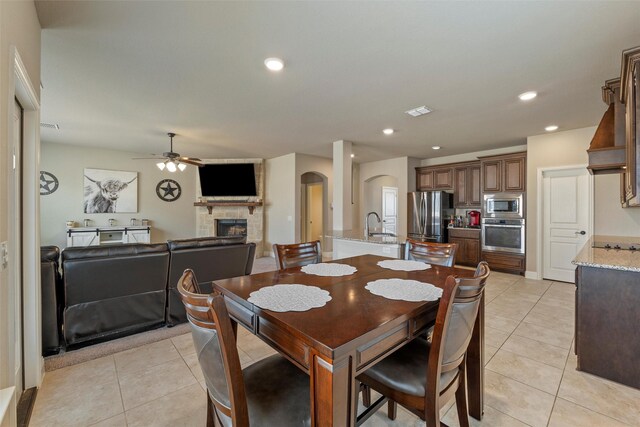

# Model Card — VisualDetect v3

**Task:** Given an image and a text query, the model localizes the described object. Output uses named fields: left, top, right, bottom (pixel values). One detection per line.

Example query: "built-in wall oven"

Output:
left=482, top=192, right=525, bottom=254
left=481, top=218, right=525, bottom=254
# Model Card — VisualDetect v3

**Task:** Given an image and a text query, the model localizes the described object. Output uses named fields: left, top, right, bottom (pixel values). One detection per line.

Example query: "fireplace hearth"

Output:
left=216, top=219, right=248, bottom=237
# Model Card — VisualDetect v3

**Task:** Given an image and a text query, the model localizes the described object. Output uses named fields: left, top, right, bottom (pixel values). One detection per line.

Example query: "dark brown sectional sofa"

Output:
left=41, top=236, right=255, bottom=352
left=41, top=246, right=63, bottom=355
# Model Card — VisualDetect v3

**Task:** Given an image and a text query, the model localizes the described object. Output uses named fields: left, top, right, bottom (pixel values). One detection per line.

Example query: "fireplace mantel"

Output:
left=194, top=201, right=263, bottom=215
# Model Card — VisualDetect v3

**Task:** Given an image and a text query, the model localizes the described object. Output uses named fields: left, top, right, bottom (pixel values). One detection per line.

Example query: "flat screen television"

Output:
left=198, top=163, right=257, bottom=197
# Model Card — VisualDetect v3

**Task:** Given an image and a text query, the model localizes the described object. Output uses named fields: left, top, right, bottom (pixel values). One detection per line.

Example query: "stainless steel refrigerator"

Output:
left=408, top=191, right=454, bottom=243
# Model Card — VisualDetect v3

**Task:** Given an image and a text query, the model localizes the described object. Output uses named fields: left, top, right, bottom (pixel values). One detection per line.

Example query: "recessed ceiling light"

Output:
left=264, top=57, right=284, bottom=71
left=350, top=154, right=355, bottom=158
left=518, top=91, right=537, bottom=101
left=545, top=125, right=559, bottom=132
left=432, top=146, right=441, bottom=150
left=405, top=106, right=432, bottom=117
left=383, top=128, right=394, bottom=135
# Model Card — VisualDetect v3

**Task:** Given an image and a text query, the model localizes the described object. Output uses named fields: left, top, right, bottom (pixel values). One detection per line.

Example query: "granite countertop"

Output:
left=573, top=236, right=640, bottom=272
left=326, top=230, right=406, bottom=245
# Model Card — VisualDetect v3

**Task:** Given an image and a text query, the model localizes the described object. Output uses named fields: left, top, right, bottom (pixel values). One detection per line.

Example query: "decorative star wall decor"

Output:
left=156, top=179, right=181, bottom=202
left=40, top=171, right=59, bottom=195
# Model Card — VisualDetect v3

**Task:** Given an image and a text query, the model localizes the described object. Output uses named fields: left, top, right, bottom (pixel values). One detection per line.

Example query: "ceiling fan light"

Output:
left=156, top=161, right=166, bottom=171
left=177, top=162, right=187, bottom=171
left=166, top=161, right=177, bottom=172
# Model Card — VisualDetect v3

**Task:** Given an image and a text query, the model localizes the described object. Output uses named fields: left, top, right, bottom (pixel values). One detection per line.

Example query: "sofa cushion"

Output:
left=62, top=243, right=168, bottom=261
left=167, top=236, right=246, bottom=251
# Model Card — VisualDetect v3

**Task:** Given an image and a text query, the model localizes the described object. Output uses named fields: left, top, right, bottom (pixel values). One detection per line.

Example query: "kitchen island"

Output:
left=572, top=236, right=640, bottom=390
left=327, top=230, right=406, bottom=260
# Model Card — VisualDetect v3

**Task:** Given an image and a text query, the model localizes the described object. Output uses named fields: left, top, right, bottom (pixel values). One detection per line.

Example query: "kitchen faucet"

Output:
left=365, top=212, right=381, bottom=236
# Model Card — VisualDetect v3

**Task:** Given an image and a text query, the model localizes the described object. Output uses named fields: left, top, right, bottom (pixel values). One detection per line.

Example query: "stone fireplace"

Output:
left=216, top=219, right=248, bottom=237
left=196, top=159, right=264, bottom=256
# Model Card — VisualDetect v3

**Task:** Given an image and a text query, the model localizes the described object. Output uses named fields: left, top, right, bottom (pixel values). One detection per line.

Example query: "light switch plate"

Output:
left=0, top=241, right=8, bottom=271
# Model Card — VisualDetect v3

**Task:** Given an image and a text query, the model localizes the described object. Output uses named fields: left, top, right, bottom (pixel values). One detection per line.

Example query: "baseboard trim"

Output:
left=525, top=271, right=541, bottom=280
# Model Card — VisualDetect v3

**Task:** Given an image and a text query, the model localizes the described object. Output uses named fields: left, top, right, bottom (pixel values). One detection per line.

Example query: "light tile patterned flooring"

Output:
left=30, top=263, right=640, bottom=426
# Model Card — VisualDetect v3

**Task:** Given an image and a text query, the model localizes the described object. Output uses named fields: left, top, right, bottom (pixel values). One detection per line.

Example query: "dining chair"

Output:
left=403, top=239, right=458, bottom=267
left=273, top=240, right=322, bottom=270
left=356, top=261, right=490, bottom=427
left=177, top=269, right=311, bottom=427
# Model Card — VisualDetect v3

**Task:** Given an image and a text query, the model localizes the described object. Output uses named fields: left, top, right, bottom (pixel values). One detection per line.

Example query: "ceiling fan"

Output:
left=133, top=132, right=203, bottom=171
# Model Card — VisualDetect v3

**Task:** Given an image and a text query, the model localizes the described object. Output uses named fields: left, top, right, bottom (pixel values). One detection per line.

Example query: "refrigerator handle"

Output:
left=419, top=194, right=426, bottom=235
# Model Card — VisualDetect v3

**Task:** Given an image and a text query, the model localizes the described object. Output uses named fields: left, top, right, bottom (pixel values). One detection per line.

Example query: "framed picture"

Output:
left=83, top=168, right=138, bottom=213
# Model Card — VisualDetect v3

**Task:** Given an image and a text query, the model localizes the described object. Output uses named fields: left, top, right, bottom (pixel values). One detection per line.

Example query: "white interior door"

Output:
left=382, top=187, right=398, bottom=234
left=543, top=168, right=591, bottom=282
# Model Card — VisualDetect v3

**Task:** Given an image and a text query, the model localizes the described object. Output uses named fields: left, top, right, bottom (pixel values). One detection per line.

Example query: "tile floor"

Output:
left=30, top=267, right=640, bottom=426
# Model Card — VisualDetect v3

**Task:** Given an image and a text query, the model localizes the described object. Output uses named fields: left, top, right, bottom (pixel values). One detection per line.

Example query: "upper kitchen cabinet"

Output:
left=416, top=166, right=453, bottom=190
left=621, top=46, right=640, bottom=206
left=454, top=162, right=481, bottom=207
left=480, top=152, right=526, bottom=193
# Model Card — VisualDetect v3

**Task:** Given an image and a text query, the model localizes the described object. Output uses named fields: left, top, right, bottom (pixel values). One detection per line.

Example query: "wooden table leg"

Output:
left=467, top=292, right=485, bottom=420
left=309, top=350, right=354, bottom=426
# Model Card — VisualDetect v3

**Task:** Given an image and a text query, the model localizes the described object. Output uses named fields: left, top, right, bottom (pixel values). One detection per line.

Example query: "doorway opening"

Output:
left=301, top=173, right=325, bottom=244
left=363, top=175, right=398, bottom=235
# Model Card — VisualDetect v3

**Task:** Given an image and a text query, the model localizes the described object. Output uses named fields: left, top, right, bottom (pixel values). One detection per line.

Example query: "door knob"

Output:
left=575, top=230, right=586, bottom=235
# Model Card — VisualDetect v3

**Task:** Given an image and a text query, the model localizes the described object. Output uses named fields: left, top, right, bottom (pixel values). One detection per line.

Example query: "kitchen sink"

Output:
left=368, top=232, right=396, bottom=237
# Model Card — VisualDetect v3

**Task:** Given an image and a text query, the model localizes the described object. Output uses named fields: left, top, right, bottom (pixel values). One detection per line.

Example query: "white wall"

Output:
left=594, top=173, right=640, bottom=235
left=264, top=153, right=296, bottom=251
left=526, top=127, right=593, bottom=273
left=0, top=0, right=41, bottom=424
left=40, top=142, right=198, bottom=248
left=359, top=157, right=410, bottom=237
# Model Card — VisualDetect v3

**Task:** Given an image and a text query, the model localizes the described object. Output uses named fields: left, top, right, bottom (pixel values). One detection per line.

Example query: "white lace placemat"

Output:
left=377, top=259, right=431, bottom=271
left=248, top=284, right=332, bottom=312
left=365, top=278, right=443, bottom=302
left=300, top=263, right=357, bottom=277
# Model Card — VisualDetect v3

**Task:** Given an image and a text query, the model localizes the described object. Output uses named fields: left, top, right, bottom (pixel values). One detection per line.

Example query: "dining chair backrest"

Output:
left=273, top=240, right=322, bottom=270
left=403, top=239, right=458, bottom=267
left=426, top=262, right=490, bottom=397
left=177, top=269, right=249, bottom=426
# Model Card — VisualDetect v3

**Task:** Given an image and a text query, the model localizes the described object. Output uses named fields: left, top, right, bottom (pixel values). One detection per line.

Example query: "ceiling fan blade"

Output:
left=132, top=157, right=163, bottom=160
left=180, top=156, right=202, bottom=162
left=179, top=158, right=203, bottom=167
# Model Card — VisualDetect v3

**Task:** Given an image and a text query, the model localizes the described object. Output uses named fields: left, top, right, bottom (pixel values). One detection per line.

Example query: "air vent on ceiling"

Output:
left=40, top=123, right=59, bottom=130
left=405, top=105, right=432, bottom=117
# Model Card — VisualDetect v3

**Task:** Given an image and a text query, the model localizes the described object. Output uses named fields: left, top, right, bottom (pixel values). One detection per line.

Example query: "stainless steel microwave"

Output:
left=483, top=193, right=524, bottom=219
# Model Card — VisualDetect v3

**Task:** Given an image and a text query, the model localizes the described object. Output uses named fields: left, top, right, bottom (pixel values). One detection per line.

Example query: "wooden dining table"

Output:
left=212, top=254, right=485, bottom=426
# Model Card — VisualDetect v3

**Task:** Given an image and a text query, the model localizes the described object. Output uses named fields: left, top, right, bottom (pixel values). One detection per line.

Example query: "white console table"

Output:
left=66, top=226, right=152, bottom=248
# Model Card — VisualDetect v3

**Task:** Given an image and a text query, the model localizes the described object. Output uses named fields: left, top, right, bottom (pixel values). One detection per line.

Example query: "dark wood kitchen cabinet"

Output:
left=416, top=166, right=453, bottom=190
left=454, top=162, right=481, bottom=208
left=575, top=264, right=640, bottom=389
left=448, top=227, right=480, bottom=267
left=480, top=152, right=526, bottom=193
left=621, top=47, right=640, bottom=206
left=481, top=251, right=525, bottom=275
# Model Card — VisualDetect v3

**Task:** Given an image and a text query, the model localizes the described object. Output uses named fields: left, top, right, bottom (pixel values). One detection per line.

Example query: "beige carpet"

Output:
left=45, top=256, right=278, bottom=372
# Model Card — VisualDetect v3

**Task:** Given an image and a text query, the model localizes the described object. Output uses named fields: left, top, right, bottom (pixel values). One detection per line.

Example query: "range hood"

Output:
left=587, top=79, right=626, bottom=175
